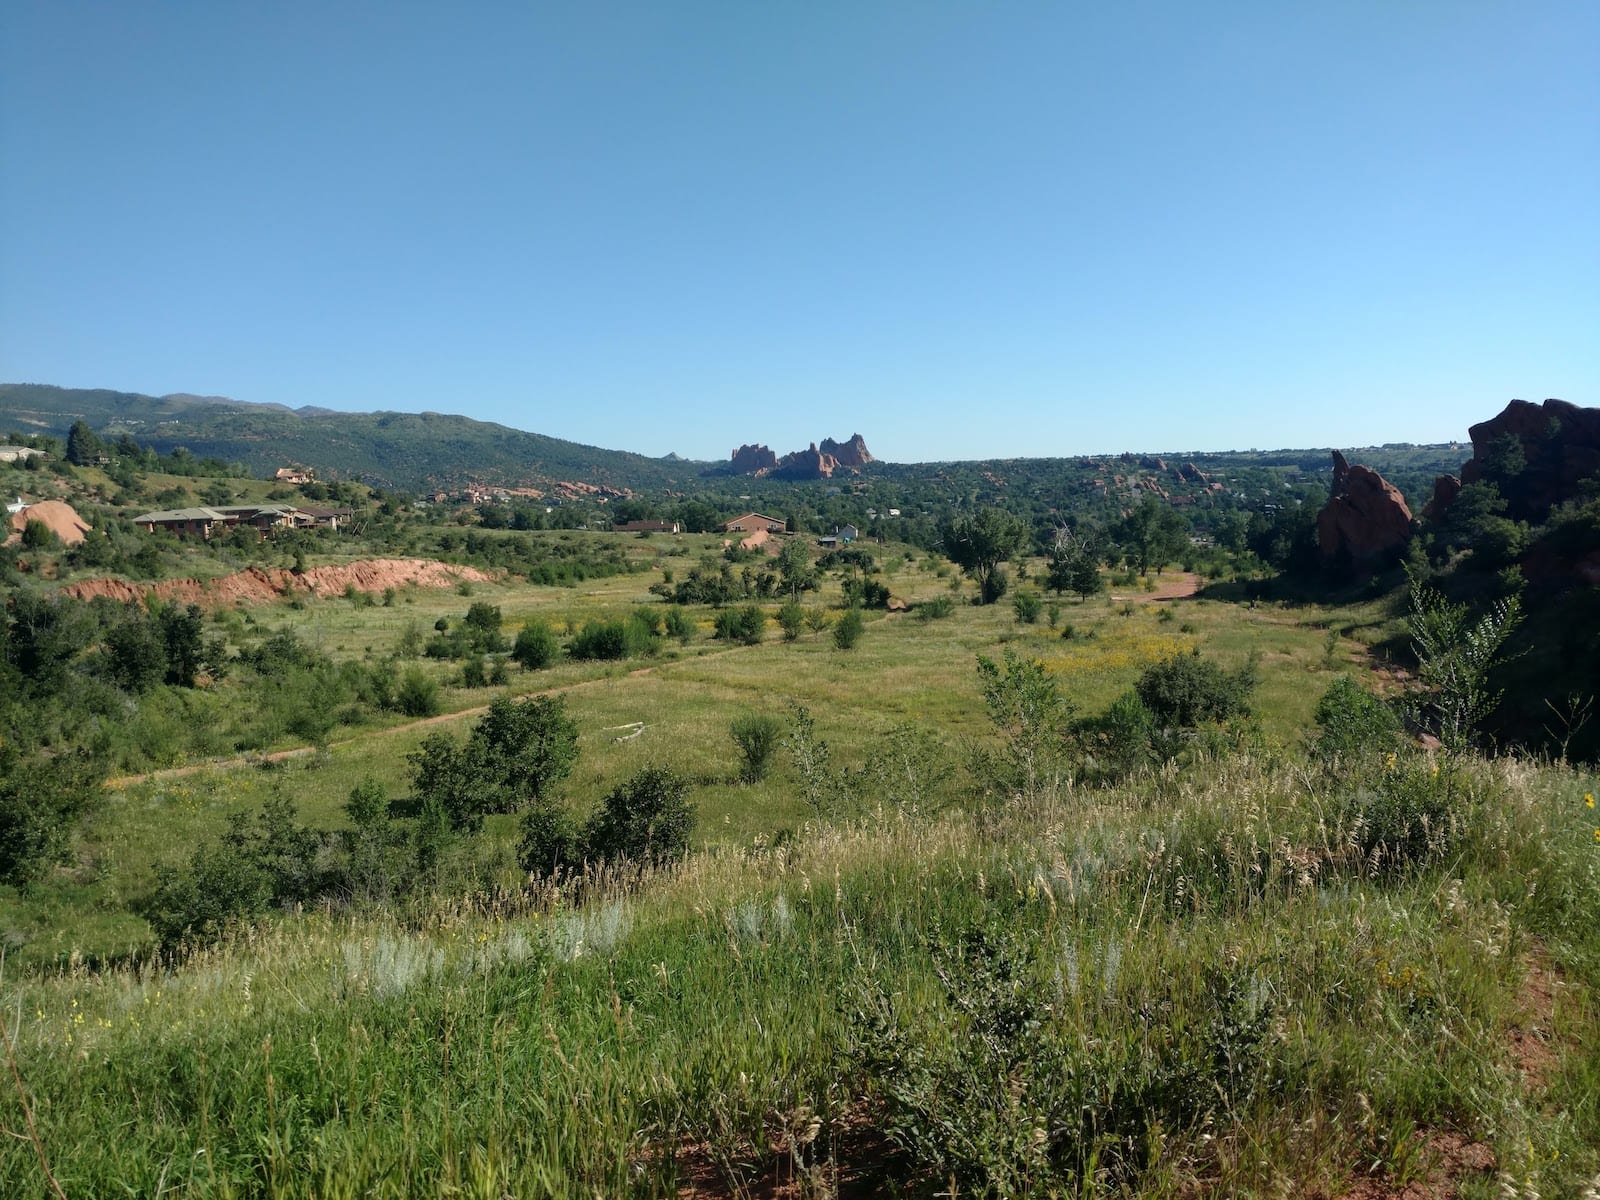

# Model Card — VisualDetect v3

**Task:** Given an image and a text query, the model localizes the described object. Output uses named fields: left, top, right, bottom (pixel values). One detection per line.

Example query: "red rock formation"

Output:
left=1458, top=398, right=1600, bottom=521
left=819, top=433, right=873, bottom=467
left=730, top=444, right=778, bottom=474
left=772, top=444, right=836, bottom=480
left=5, top=499, right=90, bottom=546
left=1316, top=451, right=1414, bottom=572
left=1421, top=474, right=1462, bottom=522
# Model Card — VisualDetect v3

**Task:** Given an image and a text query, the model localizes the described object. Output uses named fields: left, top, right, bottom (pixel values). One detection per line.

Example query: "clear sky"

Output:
left=2, top=2, right=1596, bottom=463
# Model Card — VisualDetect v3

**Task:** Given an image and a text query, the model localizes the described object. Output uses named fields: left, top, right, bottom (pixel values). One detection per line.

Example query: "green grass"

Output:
left=5, top=557, right=1599, bottom=1196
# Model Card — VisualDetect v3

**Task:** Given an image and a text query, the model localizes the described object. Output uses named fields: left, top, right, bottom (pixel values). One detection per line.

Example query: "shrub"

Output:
left=713, top=605, right=765, bottom=645
left=917, top=595, right=954, bottom=622
left=569, top=619, right=630, bottom=660
left=1342, top=757, right=1464, bottom=876
left=0, top=744, right=104, bottom=889
left=1012, top=590, right=1042, bottom=624
left=663, top=607, right=694, bottom=644
left=777, top=599, right=805, bottom=641
left=395, top=667, right=440, bottom=717
left=1312, top=675, right=1402, bottom=762
left=1135, top=651, right=1254, bottom=727
left=582, top=765, right=695, bottom=869
left=512, top=620, right=560, bottom=670
left=1075, top=690, right=1156, bottom=778
left=517, top=804, right=582, bottom=878
left=731, top=713, right=784, bottom=783
left=833, top=606, right=865, bottom=650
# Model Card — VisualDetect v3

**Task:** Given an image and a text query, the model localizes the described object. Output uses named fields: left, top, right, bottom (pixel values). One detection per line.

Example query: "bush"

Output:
left=1012, top=590, right=1043, bottom=624
left=713, top=605, right=765, bottom=645
left=917, top=595, right=954, bottom=622
left=777, top=600, right=805, bottom=642
left=517, top=804, right=582, bottom=878
left=582, top=765, right=695, bottom=869
left=0, top=744, right=104, bottom=889
left=512, top=620, right=559, bottom=670
left=1312, top=675, right=1402, bottom=761
left=1342, top=757, right=1464, bottom=876
left=569, top=619, right=630, bottom=660
left=731, top=713, right=784, bottom=783
left=395, top=667, right=440, bottom=717
left=1075, top=690, right=1156, bottom=778
left=1135, top=651, right=1254, bottom=727
left=663, top=607, right=694, bottom=644
left=833, top=606, right=864, bottom=650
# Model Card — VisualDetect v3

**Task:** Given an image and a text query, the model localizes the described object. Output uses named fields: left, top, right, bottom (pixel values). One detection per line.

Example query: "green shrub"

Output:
left=1012, top=590, right=1043, bottom=624
left=395, top=667, right=440, bottom=717
left=713, top=605, right=765, bottom=645
left=917, top=595, right=954, bottom=622
left=569, top=619, right=630, bottom=660
left=1312, top=675, right=1402, bottom=761
left=663, top=607, right=694, bottom=644
left=512, top=620, right=560, bottom=670
left=731, top=713, right=784, bottom=783
left=516, top=804, right=582, bottom=878
left=777, top=599, right=805, bottom=641
left=1135, top=651, right=1254, bottom=727
left=833, top=606, right=865, bottom=650
left=582, top=765, right=695, bottom=869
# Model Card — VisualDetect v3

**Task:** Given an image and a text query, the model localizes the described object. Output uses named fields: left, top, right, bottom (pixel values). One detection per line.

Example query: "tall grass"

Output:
left=4, top=751, right=1597, bottom=1197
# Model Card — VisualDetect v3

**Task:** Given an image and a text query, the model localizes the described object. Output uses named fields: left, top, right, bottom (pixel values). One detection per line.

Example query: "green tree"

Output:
left=940, top=508, right=1027, bottom=603
left=0, top=743, right=103, bottom=889
left=581, top=765, right=695, bottom=869
left=512, top=620, right=560, bottom=670
left=1115, top=496, right=1188, bottom=576
left=974, top=649, right=1074, bottom=804
left=1408, top=579, right=1522, bottom=751
left=776, top=537, right=818, bottom=599
left=65, top=419, right=101, bottom=466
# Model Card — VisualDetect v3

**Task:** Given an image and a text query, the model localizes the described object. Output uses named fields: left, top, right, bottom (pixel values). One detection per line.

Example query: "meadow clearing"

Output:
left=3, top=538, right=1597, bottom=1197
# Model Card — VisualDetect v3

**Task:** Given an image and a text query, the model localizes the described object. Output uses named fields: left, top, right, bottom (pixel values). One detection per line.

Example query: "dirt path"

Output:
left=105, top=645, right=734, bottom=789
left=1109, top=570, right=1201, bottom=603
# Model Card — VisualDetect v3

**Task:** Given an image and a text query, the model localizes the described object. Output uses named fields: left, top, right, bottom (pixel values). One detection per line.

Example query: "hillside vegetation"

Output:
left=3, top=398, right=1598, bottom=1197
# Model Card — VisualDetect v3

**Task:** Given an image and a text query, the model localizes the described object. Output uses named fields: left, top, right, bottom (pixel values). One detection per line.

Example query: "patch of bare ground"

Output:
left=1330, top=947, right=1566, bottom=1199
left=62, top=557, right=497, bottom=609
left=673, top=1110, right=898, bottom=1199
left=1506, top=945, right=1565, bottom=1094
left=1110, top=571, right=1201, bottom=604
left=1333, top=1133, right=1497, bottom=1200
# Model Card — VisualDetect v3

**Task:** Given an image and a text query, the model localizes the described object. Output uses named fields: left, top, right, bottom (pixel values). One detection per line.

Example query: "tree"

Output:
left=512, top=620, right=559, bottom=670
left=1408, top=579, right=1522, bottom=751
left=974, top=649, right=1074, bottom=804
left=0, top=743, right=103, bottom=889
left=581, top=765, right=695, bottom=869
left=776, top=537, right=818, bottom=599
left=20, top=519, right=54, bottom=550
left=65, top=419, right=101, bottom=466
left=940, top=508, right=1027, bottom=603
left=1115, top=496, right=1187, bottom=576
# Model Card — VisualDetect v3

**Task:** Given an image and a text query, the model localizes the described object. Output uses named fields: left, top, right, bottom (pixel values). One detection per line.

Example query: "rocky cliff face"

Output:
left=730, top=434, right=873, bottom=477
left=1316, top=450, right=1414, bottom=572
left=1454, top=398, right=1600, bottom=522
left=819, top=433, right=873, bottom=468
left=730, top=444, right=778, bottom=474
left=773, top=444, right=835, bottom=480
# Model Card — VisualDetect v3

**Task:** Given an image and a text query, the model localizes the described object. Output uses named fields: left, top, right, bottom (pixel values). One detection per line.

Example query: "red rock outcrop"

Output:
left=62, top=558, right=496, bottom=610
left=1316, top=451, right=1414, bottom=572
left=730, top=444, right=778, bottom=475
left=819, top=433, right=873, bottom=467
left=772, top=444, right=836, bottom=480
left=1421, top=474, right=1462, bottom=522
left=1458, top=398, right=1600, bottom=521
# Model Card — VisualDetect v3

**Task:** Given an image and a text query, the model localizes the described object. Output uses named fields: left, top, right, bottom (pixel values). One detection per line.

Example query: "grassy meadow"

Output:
left=4, top=539, right=1598, bottom=1197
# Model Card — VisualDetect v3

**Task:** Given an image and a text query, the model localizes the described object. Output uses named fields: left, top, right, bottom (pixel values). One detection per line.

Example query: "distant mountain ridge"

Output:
left=0, top=383, right=710, bottom=493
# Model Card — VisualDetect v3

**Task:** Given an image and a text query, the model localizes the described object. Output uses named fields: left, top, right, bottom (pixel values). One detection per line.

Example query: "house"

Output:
left=134, top=503, right=311, bottom=540
left=0, top=446, right=44, bottom=463
left=837, top=524, right=860, bottom=543
left=299, top=506, right=354, bottom=531
left=275, top=467, right=314, bottom=485
left=723, top=512, right=786, bottom=534
left=5, top=496, right=24, bottom=515
left=615, top=519, right=680, bottom=534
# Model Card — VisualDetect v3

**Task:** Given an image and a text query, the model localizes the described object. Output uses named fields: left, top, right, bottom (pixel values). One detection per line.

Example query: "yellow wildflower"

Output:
left=1586, top=793, right=1595, bottom=808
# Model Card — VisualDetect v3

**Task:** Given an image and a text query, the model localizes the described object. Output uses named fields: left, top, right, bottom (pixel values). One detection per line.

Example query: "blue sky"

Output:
left=2, top=2, right=1596, bottom=463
